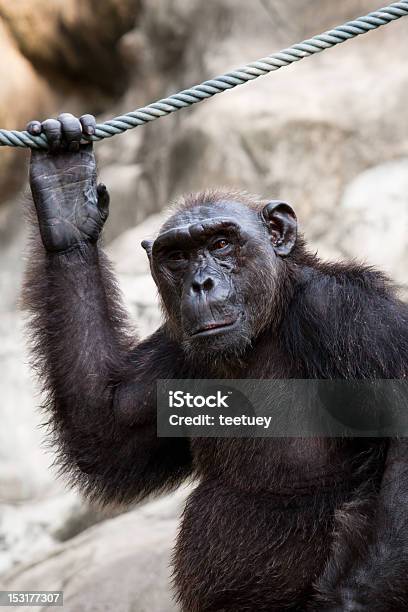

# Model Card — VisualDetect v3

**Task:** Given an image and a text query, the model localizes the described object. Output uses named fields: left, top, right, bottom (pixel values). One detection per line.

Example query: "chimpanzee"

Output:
left=22, top=113, right=408, bottom=611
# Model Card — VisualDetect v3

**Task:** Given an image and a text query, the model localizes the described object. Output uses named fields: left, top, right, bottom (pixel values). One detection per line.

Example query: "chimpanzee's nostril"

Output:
left=192, top=277, right=214, bottom=293
left=203, top=278, right=214, bottom=291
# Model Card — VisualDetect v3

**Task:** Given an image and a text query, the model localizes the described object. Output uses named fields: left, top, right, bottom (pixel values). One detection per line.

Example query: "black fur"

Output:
left=23, top=183, right=408, bottom=611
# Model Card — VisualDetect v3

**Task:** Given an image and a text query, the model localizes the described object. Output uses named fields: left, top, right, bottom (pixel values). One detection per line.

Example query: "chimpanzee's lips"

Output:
left=190, top=315, right=242, bottom=337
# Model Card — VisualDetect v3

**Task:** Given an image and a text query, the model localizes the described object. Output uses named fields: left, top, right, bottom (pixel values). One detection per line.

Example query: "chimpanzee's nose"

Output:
left=191, top=274, right=215, bottom=294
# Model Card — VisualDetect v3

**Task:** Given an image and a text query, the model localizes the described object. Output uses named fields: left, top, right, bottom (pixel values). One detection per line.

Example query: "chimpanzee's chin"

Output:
left=183, top=328, right=252, bottom=362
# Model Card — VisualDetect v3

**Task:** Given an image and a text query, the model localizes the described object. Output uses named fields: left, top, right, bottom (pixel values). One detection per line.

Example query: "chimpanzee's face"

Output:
left=142, top=198, right=297, bottom=358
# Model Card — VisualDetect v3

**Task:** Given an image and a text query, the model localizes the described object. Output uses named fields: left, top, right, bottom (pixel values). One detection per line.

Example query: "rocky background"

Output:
left=0, top=1, right=407, bottom=610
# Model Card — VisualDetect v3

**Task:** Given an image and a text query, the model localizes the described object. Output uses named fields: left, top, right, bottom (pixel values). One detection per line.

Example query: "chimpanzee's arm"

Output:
left=313, top=439, right=408, bottom=612
left=22, top=114, right=192, bottom=504
left=301, top=277, right=408, bottom=611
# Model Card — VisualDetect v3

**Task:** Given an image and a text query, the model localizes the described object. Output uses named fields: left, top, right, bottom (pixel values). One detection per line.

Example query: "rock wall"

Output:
left=1, top=489, right=189, bottom=611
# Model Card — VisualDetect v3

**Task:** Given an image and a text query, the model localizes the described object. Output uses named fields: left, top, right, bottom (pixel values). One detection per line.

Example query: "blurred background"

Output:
left=0, top=1, right=407, bottom=610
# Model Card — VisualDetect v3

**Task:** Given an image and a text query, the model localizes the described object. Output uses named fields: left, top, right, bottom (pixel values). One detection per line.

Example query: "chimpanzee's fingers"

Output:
left=26, top=121, right=42, bottom=136
left=42, top=119, right=62, bottom=151
left=80, top=114, right=96, bottom=137
left=57, top=113, right=82, bottom=151
left=97, top=183, right=110, bottom=220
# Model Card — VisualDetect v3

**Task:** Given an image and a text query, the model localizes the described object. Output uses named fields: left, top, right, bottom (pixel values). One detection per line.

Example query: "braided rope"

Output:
left=1, top=0, right=407, bottom=149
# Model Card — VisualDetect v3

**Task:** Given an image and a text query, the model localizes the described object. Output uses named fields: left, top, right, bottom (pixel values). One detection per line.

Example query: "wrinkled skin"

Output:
left=28, top=113, right=109, bottom=252
left=143, top=199, right=297, bottom=357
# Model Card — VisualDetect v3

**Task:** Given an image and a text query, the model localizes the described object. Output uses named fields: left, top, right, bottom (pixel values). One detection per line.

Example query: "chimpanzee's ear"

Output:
left=261, top=201, right=297, bottom=256
left=141, top=239, right=153, bottom=262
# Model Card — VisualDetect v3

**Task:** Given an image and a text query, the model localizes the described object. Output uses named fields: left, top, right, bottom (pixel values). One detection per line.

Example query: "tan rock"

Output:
left=0, top=0, right=142, bottom=97
left=0, top=20, right=55, bottom=199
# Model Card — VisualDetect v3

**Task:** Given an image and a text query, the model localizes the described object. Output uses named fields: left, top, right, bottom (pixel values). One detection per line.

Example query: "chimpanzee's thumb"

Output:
left=97, top=183, right=110, bottom=220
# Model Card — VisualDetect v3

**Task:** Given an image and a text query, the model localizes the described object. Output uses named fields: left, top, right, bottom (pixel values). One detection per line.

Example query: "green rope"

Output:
left=1, top=0, right=407, bottom=149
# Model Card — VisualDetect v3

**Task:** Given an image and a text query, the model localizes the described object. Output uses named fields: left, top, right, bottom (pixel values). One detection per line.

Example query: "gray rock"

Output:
left=117, top=274, right=161, bottom=338
left=0, top=493, right=79, bottom=575
left=0, top=313, right=57, bottom=502
left=145, top=17, right=408, bottom=248
left=107, top=211, right=167, bottom=336
left=338, top=158, right=408, bottom=292
left=99, top=164, right=148, bottom=243
left=1, top=488, right=191, bottom=612
left=107, top=211, right=167, bottom=277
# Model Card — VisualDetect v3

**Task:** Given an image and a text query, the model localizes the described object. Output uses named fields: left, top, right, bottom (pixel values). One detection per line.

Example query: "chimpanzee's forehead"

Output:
left=161, top=200, right=258, bottom=233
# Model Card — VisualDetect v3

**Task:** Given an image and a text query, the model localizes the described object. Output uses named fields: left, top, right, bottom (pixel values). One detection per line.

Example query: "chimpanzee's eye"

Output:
left=211, top=238, right=230, bottom=251
left=168, top=251, right=186, bottom=261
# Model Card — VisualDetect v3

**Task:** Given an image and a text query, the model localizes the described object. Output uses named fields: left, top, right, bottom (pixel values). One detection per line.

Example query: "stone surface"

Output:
left=0, top=0, right=141, bottom=210
left=0, top=493, right=79, bottom=575
left=142, top=15, right=408, bottom=247
left=102, top=0, right=408, bottom=243
left=99, top=163, right=146, bottom=242
left=0, top=0, right=142, bottom=98
left=1, top=488, right=190, bottom=612
left=107, top=211, right=167, bottom=277
left=0, top=312, right=54, bottom=502
left=337, top=158, right=408, bottom=292
left=0, top=22, right=53, bottom=200
left=106, top=212, right=166, bottom=335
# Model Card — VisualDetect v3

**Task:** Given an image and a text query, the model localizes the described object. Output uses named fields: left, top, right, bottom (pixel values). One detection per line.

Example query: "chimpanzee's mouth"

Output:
left=191, top=314, right=242, bottom=337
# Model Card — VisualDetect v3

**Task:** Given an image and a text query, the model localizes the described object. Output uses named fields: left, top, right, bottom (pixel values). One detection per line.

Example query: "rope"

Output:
left=1, top=0, right=407, bottom=149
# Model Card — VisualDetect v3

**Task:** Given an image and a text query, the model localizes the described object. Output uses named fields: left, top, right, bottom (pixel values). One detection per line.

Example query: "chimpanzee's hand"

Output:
left=27, top=113, right=109, bottom=253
